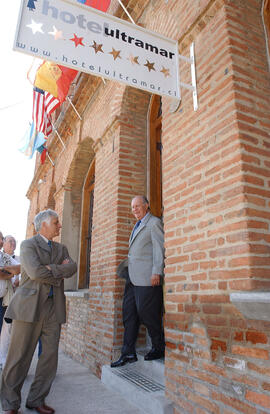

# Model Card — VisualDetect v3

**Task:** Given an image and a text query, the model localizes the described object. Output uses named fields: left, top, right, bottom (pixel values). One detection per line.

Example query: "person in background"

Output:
left=0, top=232, right=3, bottom=250
left=0, top=232, right=5, bottom=335
left=111, top=195, right=165, bottom=368
left=0, top=236, right=20, bottom=368
left=1, top=209, right=77, bottom=414
left=3, top=236, right=18, bottom=258
left=2, top=236, right=20, bottom=286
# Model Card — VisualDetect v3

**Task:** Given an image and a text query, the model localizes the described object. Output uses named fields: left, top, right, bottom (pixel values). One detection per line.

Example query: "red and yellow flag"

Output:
left=34, top=62, right=77, bottom=104
left=34, top=0, right=111, bottom=102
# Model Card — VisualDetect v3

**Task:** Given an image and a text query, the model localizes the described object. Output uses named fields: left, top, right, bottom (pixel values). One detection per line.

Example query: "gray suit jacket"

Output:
left=128, top=213, right=165, bottom=286
left=5, top=234, right=77, bottom=324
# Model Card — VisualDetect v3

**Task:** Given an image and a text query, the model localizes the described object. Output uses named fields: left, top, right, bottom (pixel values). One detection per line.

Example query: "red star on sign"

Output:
left=70, top=34, right=84, bottom=47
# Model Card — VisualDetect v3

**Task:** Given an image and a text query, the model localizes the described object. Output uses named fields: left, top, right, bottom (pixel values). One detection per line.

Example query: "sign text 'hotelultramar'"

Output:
left=14, top=0, right=180, bottom=98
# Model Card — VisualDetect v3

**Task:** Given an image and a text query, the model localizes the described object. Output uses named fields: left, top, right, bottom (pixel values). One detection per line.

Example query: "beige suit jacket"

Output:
left=5, top=234, right=77, bottom=324
left=128, top=213, right=165, bottom=286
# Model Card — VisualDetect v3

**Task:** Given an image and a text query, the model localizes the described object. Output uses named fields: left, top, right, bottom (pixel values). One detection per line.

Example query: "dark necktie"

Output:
left=48, top=241, right=53, bottom=297
left=131, top=220, right=141, bottom=240
left=12, top=255, right=15, bottom=259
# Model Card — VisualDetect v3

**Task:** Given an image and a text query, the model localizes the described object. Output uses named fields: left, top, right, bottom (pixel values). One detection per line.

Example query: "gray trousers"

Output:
left=1, top=298, right=61, bottom=410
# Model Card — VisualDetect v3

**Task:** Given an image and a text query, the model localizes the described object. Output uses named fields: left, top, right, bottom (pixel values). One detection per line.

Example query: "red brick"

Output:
left=234, top=332, right=244, bottom=342
left=199, top=295, right=230, bottom=304
left=232, top=345, right=269, bottom=360
left=246, top=391, right=270, bottom=409
left=262, top=382, right=270, bottom=392
left=186, top=368, right=219, bottom=386
left=187, top=392, right=220, bottom=413
left=246, top=331, right=268, bottom=345
left=211, top=339, right=227, bottom=352
left=211, top=391, right=256, bottom=414
left=202, top=305, right=222, bottom=314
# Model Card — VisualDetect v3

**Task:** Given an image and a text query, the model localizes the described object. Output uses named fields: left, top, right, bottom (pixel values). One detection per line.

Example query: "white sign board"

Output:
left=14, top=0, right=180, bottom=99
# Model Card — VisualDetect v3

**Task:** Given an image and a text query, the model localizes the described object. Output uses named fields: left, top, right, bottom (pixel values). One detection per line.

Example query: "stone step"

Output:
left=101, top=352, right=173, bottom=414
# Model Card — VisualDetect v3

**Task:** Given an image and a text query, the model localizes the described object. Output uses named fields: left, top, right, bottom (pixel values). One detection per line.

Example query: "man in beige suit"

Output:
left=111, top=195, right=165, bottom=368
left=0, top=209, right=77, bottom=414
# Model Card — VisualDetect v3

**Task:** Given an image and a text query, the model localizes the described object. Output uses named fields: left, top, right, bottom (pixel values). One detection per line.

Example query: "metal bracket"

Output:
left=179, top=42, right=198, bottom=111
left=116, top=0, right=136, bottom=24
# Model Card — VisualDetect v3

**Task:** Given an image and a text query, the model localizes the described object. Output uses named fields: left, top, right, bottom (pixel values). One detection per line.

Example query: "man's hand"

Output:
left=0, top=269, right=12, bottom=279
left=151, top=274, right=161, bottom=286
left=62, top=258, right=70, bottom=265
left=0, top=265, right=21, bottom=276
left=46, top=258, right=70, bottom=271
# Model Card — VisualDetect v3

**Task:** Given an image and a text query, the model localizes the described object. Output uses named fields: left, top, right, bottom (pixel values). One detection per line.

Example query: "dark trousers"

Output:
left=121, top=281, right=164, bottom=355
left=0, top=299, right=6, bottom=333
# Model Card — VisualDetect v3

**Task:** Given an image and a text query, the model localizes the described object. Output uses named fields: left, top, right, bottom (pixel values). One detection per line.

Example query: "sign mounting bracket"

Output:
left=116, top=0, right=136, bottom=25
left=179, top=42, right=198, bottom=112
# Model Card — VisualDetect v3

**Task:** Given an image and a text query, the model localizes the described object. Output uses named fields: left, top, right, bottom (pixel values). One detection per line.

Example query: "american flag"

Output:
left=32, top=87, right=60, bottom=137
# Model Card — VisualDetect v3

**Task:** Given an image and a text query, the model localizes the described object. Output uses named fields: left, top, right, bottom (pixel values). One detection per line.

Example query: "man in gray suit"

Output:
left=0, top=209, right=77, bottom=414
left=111, top=195, right=165, bottom=367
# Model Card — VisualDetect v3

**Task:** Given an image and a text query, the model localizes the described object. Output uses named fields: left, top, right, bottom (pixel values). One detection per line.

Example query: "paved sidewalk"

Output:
left=1, top=349, right=144, bottom=414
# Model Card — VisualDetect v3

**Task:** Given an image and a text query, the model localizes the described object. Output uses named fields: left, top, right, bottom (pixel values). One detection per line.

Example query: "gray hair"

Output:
left=132, top=195, right=150, bottom=210
left=34, top=209, right=58, bottom=232
left=3, top=235, right=16, bottom=243
left=132, top=195, right=149, bottom=205
left=141, top=195, right=149, bottom=205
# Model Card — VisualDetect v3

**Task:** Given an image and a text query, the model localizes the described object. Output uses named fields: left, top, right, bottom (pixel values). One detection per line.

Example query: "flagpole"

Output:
left=47, top=153, right=55, bottom=166
left=116, top=0, right=136, bottom=24
left=67, top=97, right=82, bottom=120
left=27, top=58, right=36, bottom=85
left=52, top=123, right=66, bottom=149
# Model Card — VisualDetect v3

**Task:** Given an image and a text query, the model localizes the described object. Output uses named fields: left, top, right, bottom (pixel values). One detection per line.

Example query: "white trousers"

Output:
left=0, top=320, right=11, bottom=367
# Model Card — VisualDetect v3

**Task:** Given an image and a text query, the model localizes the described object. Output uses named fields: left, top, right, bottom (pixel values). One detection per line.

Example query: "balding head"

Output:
left=131, top=195, right=149, bottom=221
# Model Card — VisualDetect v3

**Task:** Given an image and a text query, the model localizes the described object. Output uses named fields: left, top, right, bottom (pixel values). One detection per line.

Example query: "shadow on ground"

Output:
left=1, top=348, right=144, bottom=414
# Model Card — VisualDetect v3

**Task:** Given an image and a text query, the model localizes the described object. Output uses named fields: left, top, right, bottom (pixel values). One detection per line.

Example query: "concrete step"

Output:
left=101, top=352, right=173, bottom=414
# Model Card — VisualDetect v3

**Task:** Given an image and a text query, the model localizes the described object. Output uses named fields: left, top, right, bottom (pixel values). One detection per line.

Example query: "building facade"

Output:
left=26, top=0, right=270, bottom=412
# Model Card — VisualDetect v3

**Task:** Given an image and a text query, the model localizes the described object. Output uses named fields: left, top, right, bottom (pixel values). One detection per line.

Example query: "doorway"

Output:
left=148, top=95, right=163, bottom=217
left=79, top=160, right=95, bottom=289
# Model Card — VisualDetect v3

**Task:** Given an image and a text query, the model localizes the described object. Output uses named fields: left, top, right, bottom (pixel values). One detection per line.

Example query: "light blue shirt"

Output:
left=140, top=212, right=150, bottom=226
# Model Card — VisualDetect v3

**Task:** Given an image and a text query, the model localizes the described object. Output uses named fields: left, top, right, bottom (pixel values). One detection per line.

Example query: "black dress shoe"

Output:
left=25, top=404, right=55, bottom=414
left=3, top=410, right=20, bottom=414
left=111, top=353, right=137, bottom=368
left=144, top=348, right=164, bottom=361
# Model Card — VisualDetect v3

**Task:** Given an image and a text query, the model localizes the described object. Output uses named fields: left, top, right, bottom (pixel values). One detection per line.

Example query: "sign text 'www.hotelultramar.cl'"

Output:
left=14, top=0, right=180, bottom=99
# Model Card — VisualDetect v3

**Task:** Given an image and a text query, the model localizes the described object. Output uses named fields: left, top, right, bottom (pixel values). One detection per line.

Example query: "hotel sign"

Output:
left=14, top=0, right=180, bottom=99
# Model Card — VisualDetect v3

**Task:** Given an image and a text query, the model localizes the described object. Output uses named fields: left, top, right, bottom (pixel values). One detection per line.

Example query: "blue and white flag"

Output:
left=19, top=122, right=46, bottom=159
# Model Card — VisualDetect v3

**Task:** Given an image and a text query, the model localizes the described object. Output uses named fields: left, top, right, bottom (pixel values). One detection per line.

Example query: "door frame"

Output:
left=147, top=95, right=162, bottom=218
left=78, top=159, right=95, bottom=288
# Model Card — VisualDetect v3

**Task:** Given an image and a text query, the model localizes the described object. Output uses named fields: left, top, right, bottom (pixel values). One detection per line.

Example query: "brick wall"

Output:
left=82, top=86, right=150, bottom=375
left=25, top=0, right=270, bottom=412
left=160, top=0, right=270, bottom=412
left=61, top=295, right=89, bottom=364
